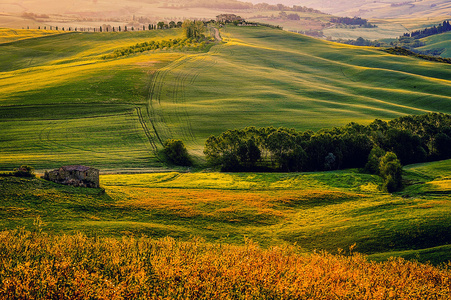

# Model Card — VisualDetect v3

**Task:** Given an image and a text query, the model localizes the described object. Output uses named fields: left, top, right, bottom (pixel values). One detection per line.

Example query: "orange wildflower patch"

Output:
left=1, top=230, right=450, bottom=299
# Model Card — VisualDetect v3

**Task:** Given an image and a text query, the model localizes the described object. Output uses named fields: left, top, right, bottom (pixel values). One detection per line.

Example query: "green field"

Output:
left=1, top=25, right=451, bottom=269
left=2, top=159, right=451, bottom=264
left=1, top=26, right=450, bottom=170
left=2, top=5, right=451, bottom=297
left=416, top=31, right=451, bottom=58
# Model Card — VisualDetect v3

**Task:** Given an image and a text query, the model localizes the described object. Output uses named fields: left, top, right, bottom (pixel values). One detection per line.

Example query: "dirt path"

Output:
left=212, top=27, right=222, bottom=42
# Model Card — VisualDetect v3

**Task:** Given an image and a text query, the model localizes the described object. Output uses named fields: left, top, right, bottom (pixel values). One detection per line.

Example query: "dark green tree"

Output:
left=13, top=165, right=35, bottom=178
left=157, top=21, right=165, bottom=29
left=182, top=20, right=194, bottom=38
left=237, top=138, right=261, bottom=169
left=163, top=139, right=191, bottom=166
left=182, top=20, right=205, bottom=39
left=379, top=152, right=403, bottom=192
left=365, top=147, right=385, bottom=174
left=431, top=133, right=451, bottom=159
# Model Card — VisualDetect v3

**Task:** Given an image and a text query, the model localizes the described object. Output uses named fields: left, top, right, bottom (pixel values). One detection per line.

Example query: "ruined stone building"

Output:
left=43, top=165, right=100, bottom=188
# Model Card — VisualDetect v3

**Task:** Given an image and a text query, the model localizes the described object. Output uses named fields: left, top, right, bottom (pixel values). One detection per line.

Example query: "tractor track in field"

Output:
left=36, top=112, right=146, bottom=160
left=135, top=106, right=163, bottom=162
left=145, top=43, right=223, bottom=144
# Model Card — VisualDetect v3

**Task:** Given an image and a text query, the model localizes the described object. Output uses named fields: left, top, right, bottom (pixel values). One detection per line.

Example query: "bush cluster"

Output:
left=103, top=37, right=212, bottom=59
left=384, top=47, right=451, bottom=64
left=14, top=165, right=35, bottom=177
left=330, top=17, right=376, bottom=28
left=1, top=165, right=35, bottom=178
left=204, top=113, right=451, bottom=180
left=163, top=139, right=192, bottom=166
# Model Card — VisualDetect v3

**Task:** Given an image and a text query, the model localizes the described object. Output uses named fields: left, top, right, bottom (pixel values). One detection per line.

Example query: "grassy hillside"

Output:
left=2, top=159, right=451, bottom=264
left=1, top=26, right=451, bottom=170
left=416, top=32, right=451, bottom=58
left=0, top=29, right=185, bottom=170
left=0, top=28, right=61, bottom=43
left=146, top=26, right=451, bottom=155
left=295, top=0, right=451, bottom=20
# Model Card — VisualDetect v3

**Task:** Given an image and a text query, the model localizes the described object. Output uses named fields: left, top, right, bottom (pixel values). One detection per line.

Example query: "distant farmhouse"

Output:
left=43, top=165, right=100, bottom=188
left=216, top=14, right=244, bottom=23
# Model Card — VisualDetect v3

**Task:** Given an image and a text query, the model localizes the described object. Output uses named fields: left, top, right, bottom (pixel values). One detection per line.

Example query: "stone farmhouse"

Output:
left=216, top=14, right=244, bottom=23
left=43, top=165, right=100, bottom=188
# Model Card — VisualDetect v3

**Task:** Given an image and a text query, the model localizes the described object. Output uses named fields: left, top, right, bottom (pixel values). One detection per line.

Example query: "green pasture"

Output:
left=324, top=20, right=408, bottom=40
left=416, top=32, right=451, bottom=58
left=0, top=28, right=61, bottom=44
left=150, top=26, right=451, bottom=150
left=1, top=159, right=451, bottom=264
left=1, top=26, right=451, bottom=170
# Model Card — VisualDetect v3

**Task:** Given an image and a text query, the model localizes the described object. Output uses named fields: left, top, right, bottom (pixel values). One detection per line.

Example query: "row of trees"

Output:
left=381, top=20, right=451, bottom=56
left=384, top=47, right=451, bottom=64
left=204, top=113, right=451, bottom=190
left=103, top=37, right=210, bottom=59
left=174, top=0, right=253, bottom=10
left=403, top=21, right=451, bottom=39
left=36, top=21, right=168, bottom=32
left=278, top=12, right=301, bottom=21
left=103, top=20, right=210, bottom=59
left=157, top=21, right=183, bottom=29
left=33, top=20, right=202, bottom=33
left=330, top=17, right=376, bottom=28
left=253, top=3, right=322, bottom=13
left=167, top=1, right=322, bottom=13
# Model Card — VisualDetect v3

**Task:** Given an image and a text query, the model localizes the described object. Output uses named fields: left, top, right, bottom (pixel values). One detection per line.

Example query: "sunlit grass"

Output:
left=0, top=28, right=60, bottom=43
left=0, top=52, right=181, bottom=101
left=2, top=164, right=451, bottom=264
left=1, top=25, right=451, bottom=169
left=417, top=32, right=451, bottom=58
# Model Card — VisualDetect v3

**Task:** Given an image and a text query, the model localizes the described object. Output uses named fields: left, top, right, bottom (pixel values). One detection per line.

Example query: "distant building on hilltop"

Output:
left=216, top=14, right=244, bottom=23
left=43, top=165, right=100, bottom=188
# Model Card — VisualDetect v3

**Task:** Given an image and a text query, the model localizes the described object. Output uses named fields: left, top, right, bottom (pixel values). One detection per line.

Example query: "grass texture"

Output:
left=1, top=26, right=451, bottom=170
left=2, top=159, right=451, bottom=264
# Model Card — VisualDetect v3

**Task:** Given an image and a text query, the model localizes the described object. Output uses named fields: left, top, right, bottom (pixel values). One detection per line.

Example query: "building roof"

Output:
left=61, top=165, right=95, bottom=172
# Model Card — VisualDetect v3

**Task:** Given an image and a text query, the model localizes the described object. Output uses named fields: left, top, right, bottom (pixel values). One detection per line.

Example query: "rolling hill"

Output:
left=2, top=24, right=451, bottom=294
left=0, top=25, right=451, bottom=171
left=261, top=0, right=451, bottom=20
left=416, top=31, right=451, bottom=58
left=2, top=158, right=451, bottom=265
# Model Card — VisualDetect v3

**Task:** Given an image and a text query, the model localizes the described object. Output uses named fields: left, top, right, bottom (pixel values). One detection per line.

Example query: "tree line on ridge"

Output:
left=202, top=113, right=451, bottom=191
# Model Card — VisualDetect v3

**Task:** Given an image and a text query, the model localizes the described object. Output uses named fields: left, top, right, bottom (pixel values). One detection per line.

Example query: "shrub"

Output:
left=13, top=165, right=35, bottom=178
left=365, top=147, right=385, bottom=174
left=163, top=139, right=192, bottom=166
left=379, top=152, right=402, bottom=192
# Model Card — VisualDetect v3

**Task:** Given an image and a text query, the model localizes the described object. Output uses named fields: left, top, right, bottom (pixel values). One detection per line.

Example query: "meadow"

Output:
left=416, top=32, right=451, bottom=58
left=2, top=159, right=451, bottom=298
left=2, top=159, right=451, bottom=265
left=2, top=24, right=451, bottom=298
left=1, top=25, right=451, bottom=170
